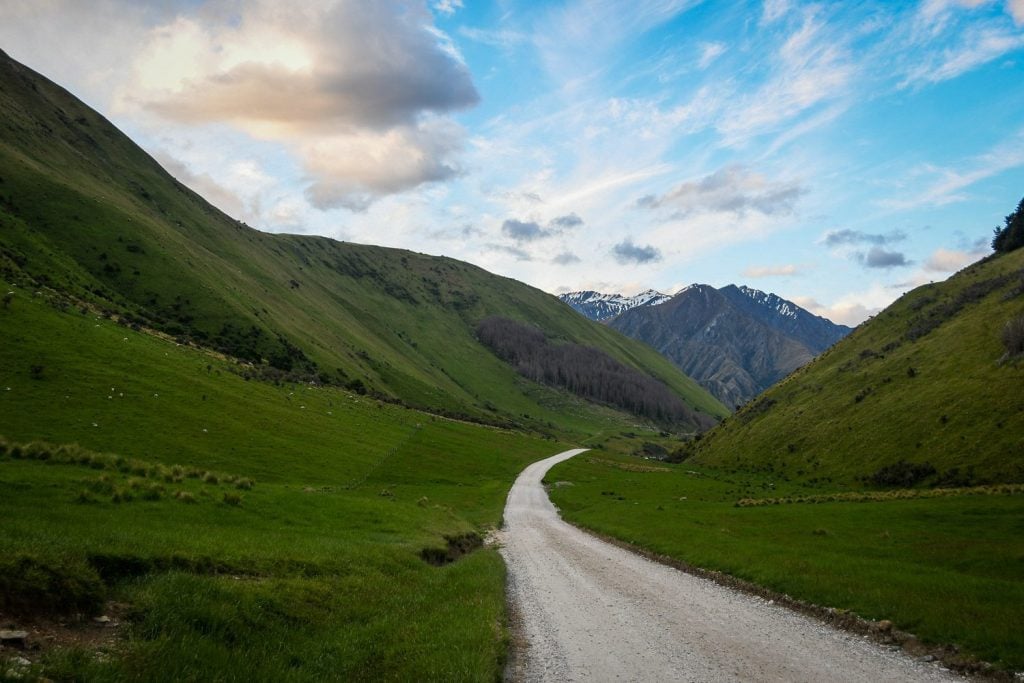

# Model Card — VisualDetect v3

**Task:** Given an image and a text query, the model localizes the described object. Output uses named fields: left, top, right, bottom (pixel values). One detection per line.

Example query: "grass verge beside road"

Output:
left=547, top=451, right=1024, bottom=672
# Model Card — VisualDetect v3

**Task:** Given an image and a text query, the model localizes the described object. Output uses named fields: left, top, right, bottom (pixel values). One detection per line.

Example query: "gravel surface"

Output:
left=499, top=449, right=963, bottom=682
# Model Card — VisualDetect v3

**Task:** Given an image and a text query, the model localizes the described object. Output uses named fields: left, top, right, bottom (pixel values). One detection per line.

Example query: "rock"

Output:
left=918, top=654, right=936, bottom=663
left=0, top=630, right=28, bottom=648
left=93, top=615, right=111, bottom=624
left=3, top=655, right=31, bottom=680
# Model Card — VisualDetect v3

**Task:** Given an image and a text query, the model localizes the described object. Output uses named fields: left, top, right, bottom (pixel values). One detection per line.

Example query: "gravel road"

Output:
left=499, top=449, right=963, bottom=682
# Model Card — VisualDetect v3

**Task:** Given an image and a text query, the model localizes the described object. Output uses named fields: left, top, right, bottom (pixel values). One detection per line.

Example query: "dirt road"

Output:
left=499, top=449, right=961, bottom=682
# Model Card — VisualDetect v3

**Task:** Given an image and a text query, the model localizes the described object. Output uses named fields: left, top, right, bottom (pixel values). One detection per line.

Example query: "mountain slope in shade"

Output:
left=558, top=289, right=671, bottom=321
left=609, top=285, right=817, bottom=409
left=718, top=284, right=852, bottom=353
left=0, top=49, right=727, bottom=430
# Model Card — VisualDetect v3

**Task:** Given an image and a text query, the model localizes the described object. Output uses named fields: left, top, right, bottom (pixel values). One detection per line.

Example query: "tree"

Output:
left=991, top=196, right=1024, bottom=254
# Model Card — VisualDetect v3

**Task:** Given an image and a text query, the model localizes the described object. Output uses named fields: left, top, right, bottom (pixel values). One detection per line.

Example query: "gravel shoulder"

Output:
left=499, top=449, right=963, bottom=682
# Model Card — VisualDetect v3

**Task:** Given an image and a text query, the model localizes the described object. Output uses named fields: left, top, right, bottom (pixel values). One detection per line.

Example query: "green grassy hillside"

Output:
left=0, top=288, right=564, bottom=680
left=689, top=248, right=1024, bottom=485
left=0, top=50, right=725, bottom=432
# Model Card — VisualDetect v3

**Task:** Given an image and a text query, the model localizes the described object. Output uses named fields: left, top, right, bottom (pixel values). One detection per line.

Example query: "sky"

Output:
left=2, top=0, right=1023, bottom=325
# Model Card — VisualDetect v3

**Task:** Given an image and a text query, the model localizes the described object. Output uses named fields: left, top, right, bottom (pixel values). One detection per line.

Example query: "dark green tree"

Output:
left=991, top=196, right=1024, bottom=253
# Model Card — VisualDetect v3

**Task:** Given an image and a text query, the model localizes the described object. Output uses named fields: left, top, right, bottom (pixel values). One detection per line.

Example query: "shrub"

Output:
left=1002, top=314, right=1024, bottom=359
left=866, top=460, right=936, bottom=488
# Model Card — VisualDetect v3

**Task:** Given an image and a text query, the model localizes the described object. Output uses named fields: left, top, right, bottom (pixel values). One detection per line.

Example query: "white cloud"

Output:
left=697, top=41, right=727, bottom=69
left=639, top=165, right=806, bottom=217
left=717, top=7, right=856, bottom=145
left=762, top=0, right=793, bottom=24
left=882, top=129, right=1024, bottom=209
left=459, top=26, right=528, bottom=48
left=901, top=26, right=1024, bottom=85
left=792, top=282, right=897, bottom=325
left=1010, top=0, right=1024, bottom=24
left=112, top=1, right=479, bottom=211
left=743, top=264, right=802, bottom=277
left=433, top=0, right=463, bottom=15
left=924, top=247, right=985, bottom=272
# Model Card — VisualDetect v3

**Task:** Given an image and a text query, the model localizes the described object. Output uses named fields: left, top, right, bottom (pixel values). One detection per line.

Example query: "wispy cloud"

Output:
left=697, top=41, right=727, bottom=69
left=433, top=0, right=463, bottom=16
left=459, top=26, right=528, bottom=48
left=743, top=264, right=803, bottom=277
left=881, top=129, right=1024, bottom=209
left=717, top=6, right=856, bottom=145
left=820, top=228, right=906, bottom=247
left=901, top=26, right=1024, bottom=86
left=639, top=165, right=805, bottom=217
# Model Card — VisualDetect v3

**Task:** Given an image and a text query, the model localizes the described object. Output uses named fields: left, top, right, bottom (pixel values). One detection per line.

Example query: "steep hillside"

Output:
left=558, top=289, right=670, bottom=321
left=691, top=249, right=1024, bottom=484
left=0, top=50, right=726, bottom=430
left=718, top=285, right=851, bottom=353
left=610, top=285, right=816, bottom=408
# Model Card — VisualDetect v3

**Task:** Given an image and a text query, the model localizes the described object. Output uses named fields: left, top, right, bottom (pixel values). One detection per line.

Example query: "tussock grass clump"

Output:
left=734, top=483, right=1024, bottom=508
left=173, top=490, right=197, bottom=503
left=1002, top=314, right=1024, bottom=359
left=222, top=492, right=242, bottom=506
left=0, top=437, right=253, bottom=491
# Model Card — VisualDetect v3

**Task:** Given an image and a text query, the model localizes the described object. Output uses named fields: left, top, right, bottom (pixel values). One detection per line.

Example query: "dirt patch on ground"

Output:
left=0, top=600, right=129, bottom=667
left=420, top=531, right=484, bottom=566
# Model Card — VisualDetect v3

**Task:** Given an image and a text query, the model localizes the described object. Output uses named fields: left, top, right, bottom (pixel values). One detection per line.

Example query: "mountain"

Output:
left=718, top=285, right=852, bottom=353
left=560, top=283, right=851, bottom=408
left=0, top=49, right=727, bottom=432
left=609, top=285, right=819, bottom=409
left=690, top=248, right=1024, bottom=485
left=558, top=289, right=671, bottom=321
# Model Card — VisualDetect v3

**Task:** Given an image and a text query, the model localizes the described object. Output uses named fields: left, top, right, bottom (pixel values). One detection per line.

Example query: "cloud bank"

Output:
left=131, top=0, right=479, bottom=211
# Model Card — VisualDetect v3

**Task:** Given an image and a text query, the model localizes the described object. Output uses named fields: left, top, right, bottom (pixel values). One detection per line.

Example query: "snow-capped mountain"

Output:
left=718, top=285, right=852, bottom=354
left=558, top=289, right=671, bottom=322
left=584, top=283, right=855, bottom=408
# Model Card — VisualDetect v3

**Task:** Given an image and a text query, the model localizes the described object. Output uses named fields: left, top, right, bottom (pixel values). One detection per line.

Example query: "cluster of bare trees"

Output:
left=476, top=316, right=697, bottom=425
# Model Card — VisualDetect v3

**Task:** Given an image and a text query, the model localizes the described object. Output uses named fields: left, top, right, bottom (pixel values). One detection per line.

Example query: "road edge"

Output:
left=565, top=521, right=1009, bottom=681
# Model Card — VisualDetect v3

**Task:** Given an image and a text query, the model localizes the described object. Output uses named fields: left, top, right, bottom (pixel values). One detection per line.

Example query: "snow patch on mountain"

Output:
left=559, top=289, right=671, bottom=321
left=736, top=285, right=799, bottom=320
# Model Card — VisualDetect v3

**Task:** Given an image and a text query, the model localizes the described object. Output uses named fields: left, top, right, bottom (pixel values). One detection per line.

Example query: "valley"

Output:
left=1, top=27, right=1023, bottom=683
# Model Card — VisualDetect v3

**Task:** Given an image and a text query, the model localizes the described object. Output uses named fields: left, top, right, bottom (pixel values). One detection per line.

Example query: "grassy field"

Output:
left=547, top=451, right=1024, bottom=671
left=0, top=294, right=565, bottom=680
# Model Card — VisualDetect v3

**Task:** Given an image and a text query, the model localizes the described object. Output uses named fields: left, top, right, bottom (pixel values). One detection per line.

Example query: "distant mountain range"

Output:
left=558, top=289, right=671, bottom=321
left=559, top=285, right=852, bottom=408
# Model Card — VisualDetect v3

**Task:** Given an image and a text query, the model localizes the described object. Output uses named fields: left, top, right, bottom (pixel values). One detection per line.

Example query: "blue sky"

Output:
left=2, top=0, right=1023, bottom=324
